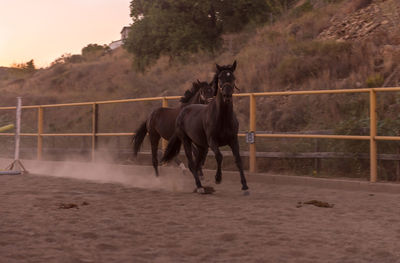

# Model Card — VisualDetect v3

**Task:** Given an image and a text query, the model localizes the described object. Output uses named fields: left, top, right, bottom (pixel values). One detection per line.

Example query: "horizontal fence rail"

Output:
left=1, top=87, right=400, bottom=182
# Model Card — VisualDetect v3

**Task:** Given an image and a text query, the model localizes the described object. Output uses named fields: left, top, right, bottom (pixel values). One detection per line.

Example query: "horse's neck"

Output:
left=214, top=93, right=233, bottom=121
left=180, top=92, right=201, bottom=108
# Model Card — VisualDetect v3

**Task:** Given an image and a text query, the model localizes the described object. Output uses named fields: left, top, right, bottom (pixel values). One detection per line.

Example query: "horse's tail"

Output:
left=161, top=133, right=181, bottom=163
left=132, top=121, right=147, bottom=157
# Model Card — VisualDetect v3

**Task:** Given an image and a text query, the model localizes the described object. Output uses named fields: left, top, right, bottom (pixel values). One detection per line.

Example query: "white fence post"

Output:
left=14, top=97, right=21, bottom=161
left=2, top=97, right=27, bottom=174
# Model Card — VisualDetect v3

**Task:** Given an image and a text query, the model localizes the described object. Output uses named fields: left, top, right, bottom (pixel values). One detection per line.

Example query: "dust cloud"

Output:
left=0, top=151, right=191, bottom=193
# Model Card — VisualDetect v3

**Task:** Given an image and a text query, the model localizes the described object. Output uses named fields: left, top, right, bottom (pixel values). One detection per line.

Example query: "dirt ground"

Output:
left=1, top=161, right=400, bottom=263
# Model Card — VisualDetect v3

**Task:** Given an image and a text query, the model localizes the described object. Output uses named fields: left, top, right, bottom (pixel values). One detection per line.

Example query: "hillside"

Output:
left=0, top=1, right=398, bottom=100
left=1, top=0, right=400, bottom=178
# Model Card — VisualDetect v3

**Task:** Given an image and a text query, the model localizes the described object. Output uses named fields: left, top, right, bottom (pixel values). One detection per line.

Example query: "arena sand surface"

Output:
left=1, top=160, right=400, bottom=263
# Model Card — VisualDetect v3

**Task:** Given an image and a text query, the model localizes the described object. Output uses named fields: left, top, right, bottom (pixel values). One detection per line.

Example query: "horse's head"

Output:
left=180, top=79, right=214, bottom=104
left=215, top=60, right=237, bottom=103
left=196, top=80, right=214, bottom=104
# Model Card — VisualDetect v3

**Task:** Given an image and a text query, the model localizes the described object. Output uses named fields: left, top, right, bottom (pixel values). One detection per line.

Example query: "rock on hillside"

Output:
left=318, top=0, right=400, bottom=86
left=318, top=1, right=400, bottom=42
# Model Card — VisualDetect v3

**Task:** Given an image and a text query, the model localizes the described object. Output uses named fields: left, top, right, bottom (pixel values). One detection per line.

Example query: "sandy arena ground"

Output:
left=1, top=159, right=400, bottom=263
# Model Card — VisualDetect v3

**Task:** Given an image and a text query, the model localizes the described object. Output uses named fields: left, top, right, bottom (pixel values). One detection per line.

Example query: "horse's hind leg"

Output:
left=229, top=137, right=248, bottom=191
left=149, top=132, right=161, bottom=176
left=182, top=137, right=203, bottom=191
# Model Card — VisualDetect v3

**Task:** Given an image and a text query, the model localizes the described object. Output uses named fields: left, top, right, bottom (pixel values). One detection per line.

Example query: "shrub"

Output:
left=82, top=44, right=109, bottom=60
left=290, top=0, right=314, bottom=18
left=274, top=40, right=353, bottom=85
left=366, top=73, right=384, bottom=88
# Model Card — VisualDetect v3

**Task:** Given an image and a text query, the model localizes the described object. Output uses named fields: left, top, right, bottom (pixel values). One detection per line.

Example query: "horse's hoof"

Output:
left=196, top=187, right=205, bottom=194
left=203, top=186, right=215, bottom=194
left=242, top=190, right=250, bottom=196
left=215, top=177, right=222, bottom=184
left=194, top=186, right=215, bottom=194
left=242, top=185, right=249, bottom=191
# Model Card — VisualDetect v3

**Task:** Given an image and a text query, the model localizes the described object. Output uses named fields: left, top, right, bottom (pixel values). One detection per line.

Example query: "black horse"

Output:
left=161, top=61, right=249, bottom=193
left=132, top=80, right=214, bottom=176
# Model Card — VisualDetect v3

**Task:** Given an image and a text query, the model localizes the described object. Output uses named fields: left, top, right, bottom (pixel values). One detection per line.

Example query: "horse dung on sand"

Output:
left=162, top=61, right=249, bottom=194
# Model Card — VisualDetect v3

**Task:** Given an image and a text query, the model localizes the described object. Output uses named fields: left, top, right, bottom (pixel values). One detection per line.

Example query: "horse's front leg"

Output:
left=229, top=136, right=249, bottom=191
left=209, top=142, right=223, bottom=184
left=194, top=146, right=208, bottom=179
left=192, top=145, right=208, bottom=179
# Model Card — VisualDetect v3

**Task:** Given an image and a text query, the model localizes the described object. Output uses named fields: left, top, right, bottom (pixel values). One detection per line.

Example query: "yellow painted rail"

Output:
left=0, top=124, right=14, bottom=132
left=1, top=87, right=400, bottom=182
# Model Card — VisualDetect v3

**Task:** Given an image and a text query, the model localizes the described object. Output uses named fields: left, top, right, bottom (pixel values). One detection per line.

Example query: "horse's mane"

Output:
left=210, top=73, right=219, bottom=91
left=180, top=83, right=201, bottom=103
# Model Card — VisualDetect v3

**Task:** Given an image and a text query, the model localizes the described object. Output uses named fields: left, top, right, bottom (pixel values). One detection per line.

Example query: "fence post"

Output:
left=92, top=103, right=98, bottom=161
left=14, top=97, right=22, bottom=161
left=37, top=106, right=43, bottom=160
left=249, top=94, right=257, bottom=173
left=161, top=97, right=168, bottom=151
left=370, top=89, right=377, bottom=182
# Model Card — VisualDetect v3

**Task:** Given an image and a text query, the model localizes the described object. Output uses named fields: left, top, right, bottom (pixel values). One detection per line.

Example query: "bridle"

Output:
left=217, top=70, right=240, bottom=92
left=199, top=86, right=214, bottom=103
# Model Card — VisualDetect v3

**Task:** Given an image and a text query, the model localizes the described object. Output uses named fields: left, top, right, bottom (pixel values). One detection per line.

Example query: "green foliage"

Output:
left=334, top=99, right=400, bottom=179
left=51, top=53, right=85, bottom=66
left=366, top=73, right=384, bottom=88
left=126, top=0, right=291, bottom=71
left=11, top=59, right=36, bottom=73
left=25, top=60, right=35, bottom=72
left=290, top=0, right=313, bottom=17
left=81, top=44, right=109, bottom=60
left=265, top=0, right=300, bottom=14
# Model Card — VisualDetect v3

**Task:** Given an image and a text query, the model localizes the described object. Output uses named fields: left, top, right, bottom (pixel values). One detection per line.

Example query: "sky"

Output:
left=0, top=0, right=132, bottom=68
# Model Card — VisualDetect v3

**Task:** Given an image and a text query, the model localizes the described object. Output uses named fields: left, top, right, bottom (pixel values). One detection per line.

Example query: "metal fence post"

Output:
left=249, top=94, right=257, bottom=173
left=161, top=97, right=168, bottom=151
left=370, top=89, right=377, bottom=182
left=92, top=103, right=98, bottom=161
left=37, top=106, right=43, bottom=160
left=14, top=97, right=22, bottom=161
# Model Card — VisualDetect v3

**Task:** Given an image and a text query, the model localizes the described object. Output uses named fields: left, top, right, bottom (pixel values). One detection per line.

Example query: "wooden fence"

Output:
left=1, top=87, right=400, bottom=182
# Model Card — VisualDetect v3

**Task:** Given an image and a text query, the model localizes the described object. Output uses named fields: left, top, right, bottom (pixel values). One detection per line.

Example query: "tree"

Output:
left=11, top=59, right=36, bottom=73
left=81, top=44, right=109, bottom=60
left=25, top=59, right=36, bottom=73
left=125, top=0, right=281, bottom=71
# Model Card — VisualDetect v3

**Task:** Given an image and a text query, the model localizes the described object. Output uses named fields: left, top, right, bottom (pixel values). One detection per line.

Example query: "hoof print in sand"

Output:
left=297, top=200, right=334, bottom=208
left=58, top=203, right=79, bottom=209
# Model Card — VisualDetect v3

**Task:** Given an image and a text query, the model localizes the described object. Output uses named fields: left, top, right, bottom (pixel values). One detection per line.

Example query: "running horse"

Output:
left=161, top=61, right=249, bottom=193
left=132, top=80, right=214, bottom=176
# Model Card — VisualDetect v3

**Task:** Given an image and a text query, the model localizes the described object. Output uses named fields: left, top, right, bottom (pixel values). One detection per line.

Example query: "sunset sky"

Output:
left=0, top=0, right=132, bottom=68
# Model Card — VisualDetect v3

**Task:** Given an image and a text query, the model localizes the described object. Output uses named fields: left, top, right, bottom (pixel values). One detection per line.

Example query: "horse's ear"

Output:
left=192, top=82, right=198, bottom=88
left=216, top=63, right=222, bottom=72
left=197, top=79, right=201, bottom=84
left=231, top=60, right=237, bottom=72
